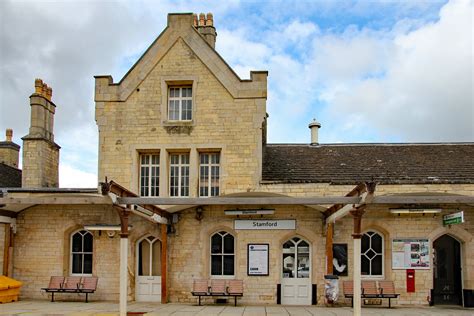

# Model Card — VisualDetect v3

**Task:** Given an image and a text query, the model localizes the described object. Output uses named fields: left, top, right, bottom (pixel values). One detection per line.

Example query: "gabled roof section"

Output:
left=262, top=143, right=474, bottom=185
left=0, top=163, right=22, bottom=187
left=94, top=13, right=267, bottom=102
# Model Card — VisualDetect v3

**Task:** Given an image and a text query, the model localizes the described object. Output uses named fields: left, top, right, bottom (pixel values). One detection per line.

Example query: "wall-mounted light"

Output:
left=224, top=209, right=275, bottom=215
left=389, top=208, right=442, bottom=214
left=195, top=206, right=204, bottom=221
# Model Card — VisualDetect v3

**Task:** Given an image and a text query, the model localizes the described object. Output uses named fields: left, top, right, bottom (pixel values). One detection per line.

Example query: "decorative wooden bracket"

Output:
left=350, top=206, right=366, bottom=239
left=115, top=206, right=130, bottom=238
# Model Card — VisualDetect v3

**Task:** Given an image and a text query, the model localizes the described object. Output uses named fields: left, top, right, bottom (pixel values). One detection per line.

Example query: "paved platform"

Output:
left=0, top=301, right=472, bottom=316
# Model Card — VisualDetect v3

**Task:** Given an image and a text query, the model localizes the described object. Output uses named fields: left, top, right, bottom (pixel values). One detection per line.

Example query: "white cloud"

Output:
left=59, top=164, right=97, bottom=188
left=324, top=0, right=473, bottom=142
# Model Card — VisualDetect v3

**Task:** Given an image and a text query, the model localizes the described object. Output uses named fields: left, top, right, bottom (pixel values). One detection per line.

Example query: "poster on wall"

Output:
left=332, top=243, right=348, bottom=276
left=392, top=239, right=430, bottom=269
left=247, top=244, right=269, bottom=276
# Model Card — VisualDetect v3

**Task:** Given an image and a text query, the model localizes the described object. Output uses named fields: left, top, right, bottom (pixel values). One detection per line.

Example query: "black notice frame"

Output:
left=247, top=243, right=270, bottom=276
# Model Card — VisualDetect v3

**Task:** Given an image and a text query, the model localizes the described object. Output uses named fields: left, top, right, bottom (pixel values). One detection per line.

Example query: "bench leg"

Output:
left=198, top=295, right=201, bottom=306
left=234, top=296, right=237, bottom=307
left=85, top=292, right=88, bottom=303
left=351, top=297, right=353, bottom=307
left=51, top=292, right=54, bottom=302
left=389, top=298, right=391, bottom=308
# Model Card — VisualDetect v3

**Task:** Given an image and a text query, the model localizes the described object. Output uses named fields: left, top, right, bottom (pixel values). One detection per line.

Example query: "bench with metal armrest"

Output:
left=191, top=279, right=243, bottom=306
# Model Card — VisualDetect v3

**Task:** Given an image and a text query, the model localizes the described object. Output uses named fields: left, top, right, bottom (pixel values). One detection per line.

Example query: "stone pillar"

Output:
left=350, top=207, right=365, bottom=316
left=116, top=207, right=130, bottom=316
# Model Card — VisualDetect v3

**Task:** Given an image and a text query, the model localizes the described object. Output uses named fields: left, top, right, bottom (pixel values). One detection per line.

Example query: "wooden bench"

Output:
left=191, top=279, right=243, bottom=306
left=42, top=276, right=98, bottom=302
left=378, top=281, right=400, bottom=308
left=343, top=280, right=399, bottom=308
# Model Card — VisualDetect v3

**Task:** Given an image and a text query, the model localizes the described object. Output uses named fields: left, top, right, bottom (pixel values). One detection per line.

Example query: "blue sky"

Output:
left=0, top=0, right=472, bottom=187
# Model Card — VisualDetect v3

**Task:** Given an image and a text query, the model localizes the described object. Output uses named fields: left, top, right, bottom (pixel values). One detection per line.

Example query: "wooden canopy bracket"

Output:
left=115, top=206, right=131, bottom=238
left=350, top=206, right=366, bottom=239
left=103, top=179, right=170, bottom=220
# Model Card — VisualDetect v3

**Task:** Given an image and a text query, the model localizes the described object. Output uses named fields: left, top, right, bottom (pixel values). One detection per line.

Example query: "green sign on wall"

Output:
left=443, top=211, right=464, bottom=226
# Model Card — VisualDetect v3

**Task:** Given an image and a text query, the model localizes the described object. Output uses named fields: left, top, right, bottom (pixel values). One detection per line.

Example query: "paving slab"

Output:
left=0, top=301, right=472, bottom=316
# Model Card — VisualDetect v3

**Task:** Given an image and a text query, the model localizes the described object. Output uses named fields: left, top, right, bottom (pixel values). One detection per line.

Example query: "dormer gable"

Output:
left=94, top=13, right=267, bottom=103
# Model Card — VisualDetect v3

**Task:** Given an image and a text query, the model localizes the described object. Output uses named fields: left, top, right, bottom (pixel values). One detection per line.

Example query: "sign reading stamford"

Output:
left=234, top=219, right=296, bottom=230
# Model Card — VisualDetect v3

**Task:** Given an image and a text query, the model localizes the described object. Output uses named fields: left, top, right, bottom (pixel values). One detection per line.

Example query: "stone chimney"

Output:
left=0, top=129, right=20, bottom=169
left=22, top=78, right=60, bottom=187
left=193, top=13, right=216, bottom=49
left=308, top=119, right=321, bottom=145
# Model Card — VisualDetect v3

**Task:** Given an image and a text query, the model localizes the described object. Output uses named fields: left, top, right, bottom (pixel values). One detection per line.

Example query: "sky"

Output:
left=0, top=0, right=473, bottom=188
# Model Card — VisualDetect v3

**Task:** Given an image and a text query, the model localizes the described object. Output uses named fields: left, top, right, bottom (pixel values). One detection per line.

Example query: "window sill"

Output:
left=163, top=121, right=194, bottom=135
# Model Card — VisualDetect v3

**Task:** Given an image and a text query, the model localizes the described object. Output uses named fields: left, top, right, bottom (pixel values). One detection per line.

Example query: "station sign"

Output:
left=234, top=219, right=296, bottom=230
left=443, top=211, right=464, bottom=226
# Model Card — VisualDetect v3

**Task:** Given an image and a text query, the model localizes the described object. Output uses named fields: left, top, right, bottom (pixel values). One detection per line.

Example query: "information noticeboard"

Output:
left=247, top=244, right=269, bottom=276
left=392, top=238, right=430, bottom=269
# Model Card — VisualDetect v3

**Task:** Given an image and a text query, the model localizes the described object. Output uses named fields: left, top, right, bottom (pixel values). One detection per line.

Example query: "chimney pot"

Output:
left=206, top=13, right=213, bottom=26
left=35, top=78, right=43, bottom=94
left=193, top=14, right=198, bottom=27
left=308, top=119, right=321, bottom=145
left=6, top=129, right=13, bottom=142
left=46, top=87, right=53, bottom=101
left=42, top=83, right=48, bottom=97
left=199, top=13, right=205, bottom=26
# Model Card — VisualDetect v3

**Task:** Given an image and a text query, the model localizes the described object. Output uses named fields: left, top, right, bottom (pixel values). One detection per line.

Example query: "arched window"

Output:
left=210, top=231, right=234, bottom=276
left=361, top=231, right=383, bottom=277
left=71, top=230, right=93, bottom=275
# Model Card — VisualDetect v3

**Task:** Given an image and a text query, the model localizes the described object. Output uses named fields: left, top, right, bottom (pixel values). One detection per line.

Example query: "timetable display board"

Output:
left=247, top=244, right=269, bottom=276
left=392, top=238, right=430, bottom=269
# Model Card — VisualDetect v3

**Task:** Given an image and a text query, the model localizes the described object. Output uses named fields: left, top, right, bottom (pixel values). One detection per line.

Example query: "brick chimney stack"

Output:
left=22, top=78, right=60, bottom=187
left=193, top=12, right=217, bottom=49
left=0, top=129, right=20, bottom=169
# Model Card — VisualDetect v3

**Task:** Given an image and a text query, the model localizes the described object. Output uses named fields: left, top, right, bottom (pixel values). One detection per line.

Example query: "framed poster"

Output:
left=247, top=244, right=269, bottom=276
left=332, top=243, right=348, bottom=276
left=392, top=238, right=430, bottom=269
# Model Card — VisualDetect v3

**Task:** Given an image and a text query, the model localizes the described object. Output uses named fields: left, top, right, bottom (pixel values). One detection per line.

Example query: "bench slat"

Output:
left=210, top=279, right=226, bottom=295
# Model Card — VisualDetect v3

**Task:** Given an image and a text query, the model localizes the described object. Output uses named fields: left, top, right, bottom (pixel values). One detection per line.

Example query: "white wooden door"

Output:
left=136, top=236, right=162, bottom=302
left=281, top=237, right=311, bottom=305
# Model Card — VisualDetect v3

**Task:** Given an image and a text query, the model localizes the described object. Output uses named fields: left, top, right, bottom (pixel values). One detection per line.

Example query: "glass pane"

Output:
left=83, top=254, right=93, bottom=274
left=283, top=253, right=295, bottom=278
left=72, top=254, right=82, bottom=274
left=83, top=232, right=93, bottom=252
left=211, top=255, right=222, bottom=275
left=151, top=240, right=162, bottom=276
left=223, top=234, right=234, bottom=253
left=139, top=240, right=151, bottom=276
left=211, top=234, right=222, bottom=253
left=361, top=234, right=370, bottom=252
left=372, top=255, right=383, bottom=275
left=361, top=256, right=370, bottom=275
left=297, top=253, right=310, bottom=278
left=72, top=233, right=82, bottom=252
left=298, top=241, right=309, bottom=253
left=223, top=255, right=234, bottom=275
left=372, top=233, right=382, bottom=253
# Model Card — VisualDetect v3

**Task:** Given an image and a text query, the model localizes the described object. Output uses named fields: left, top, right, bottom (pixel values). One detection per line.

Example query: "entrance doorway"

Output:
left=281, top=237, right=311, bottom=305
left=136, top=235, right=162, bottom=302
left=433, top=234, right=462, bottom=305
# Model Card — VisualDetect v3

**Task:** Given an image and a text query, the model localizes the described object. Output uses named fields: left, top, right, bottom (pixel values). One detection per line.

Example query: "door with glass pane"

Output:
left=136, top=236, right=162, bottom=302
left=281, top=237, right=311, bottom=305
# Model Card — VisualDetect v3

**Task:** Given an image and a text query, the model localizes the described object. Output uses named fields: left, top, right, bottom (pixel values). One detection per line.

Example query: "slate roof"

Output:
left=0, top=163, right=22, bottom=187
left=262, top=143, right=474, bottom=185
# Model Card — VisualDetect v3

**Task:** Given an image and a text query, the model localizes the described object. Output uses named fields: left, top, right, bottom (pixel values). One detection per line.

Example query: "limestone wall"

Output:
left=95, top=15, right=267, bottom=196
left=13, top=205, right=161, bottom=301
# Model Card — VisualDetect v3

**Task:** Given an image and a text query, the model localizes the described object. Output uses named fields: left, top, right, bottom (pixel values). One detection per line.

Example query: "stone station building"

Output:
left=1, top=12, right=473, bottom=314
